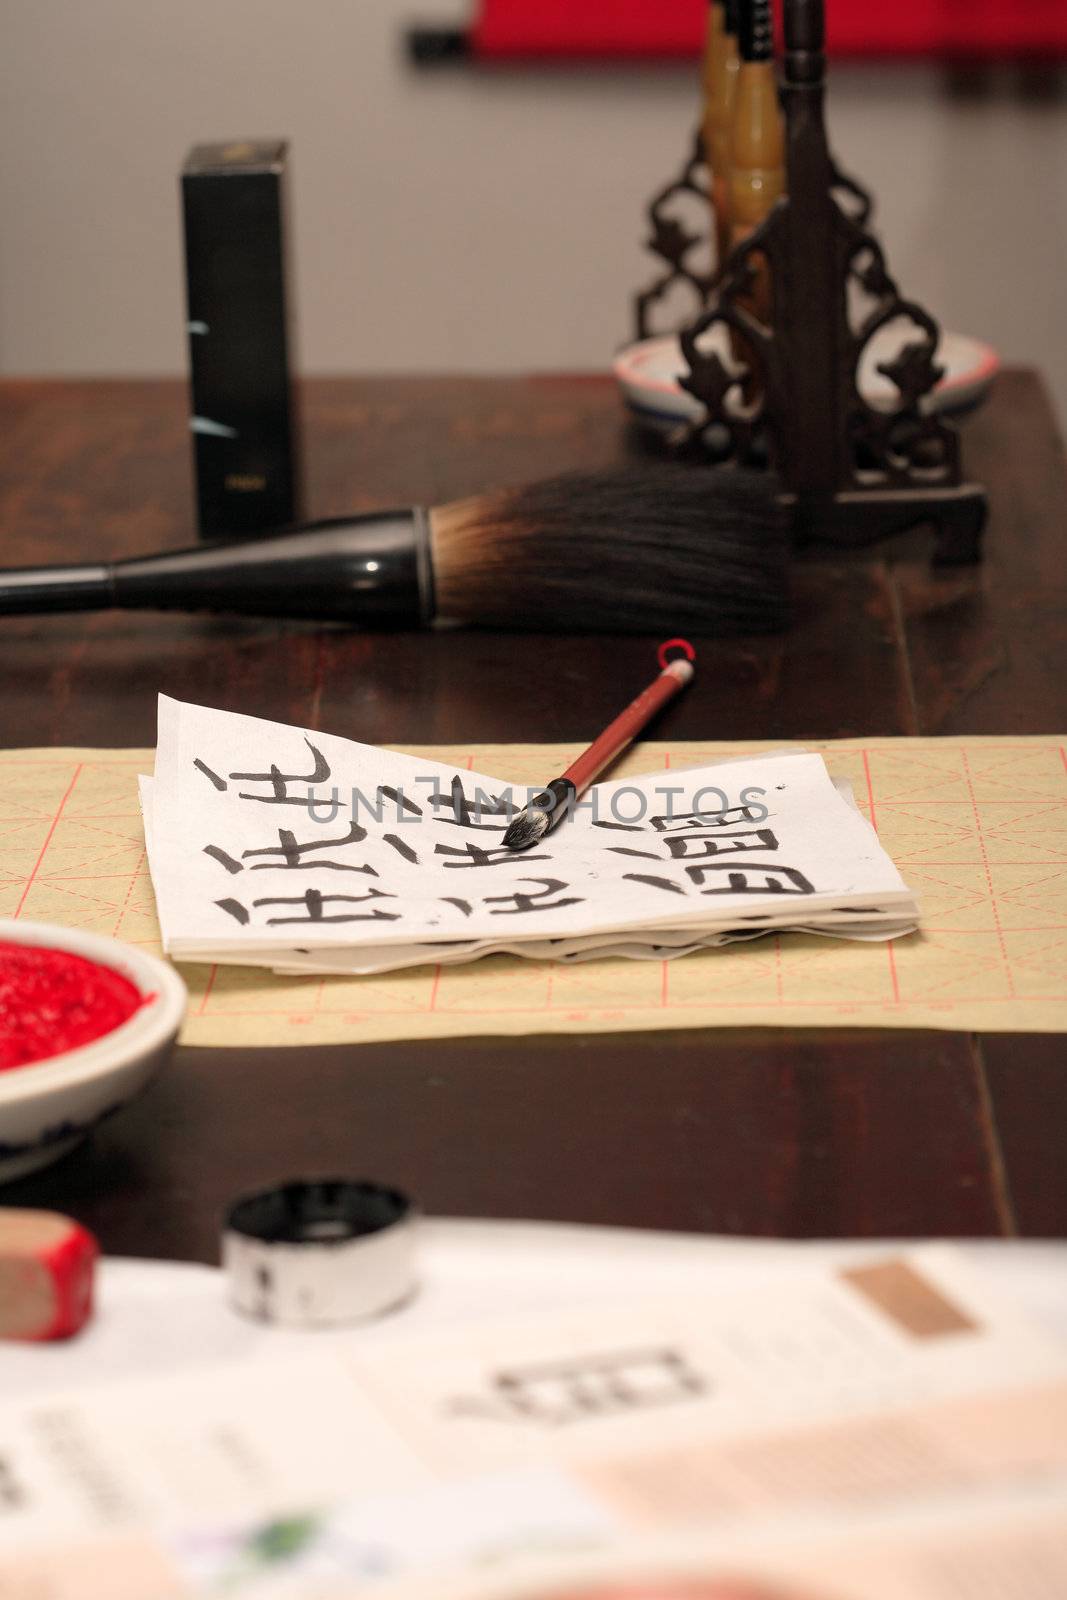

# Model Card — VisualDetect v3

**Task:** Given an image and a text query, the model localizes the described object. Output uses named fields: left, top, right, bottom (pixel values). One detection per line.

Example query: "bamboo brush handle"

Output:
left=703, top=0, right=740, bottom=268
left=730, top=0, right=785, bottom=246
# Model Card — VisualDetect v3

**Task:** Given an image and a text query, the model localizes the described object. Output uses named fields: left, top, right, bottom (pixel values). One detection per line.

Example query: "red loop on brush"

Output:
left=657, top=638, right=697, bottom=670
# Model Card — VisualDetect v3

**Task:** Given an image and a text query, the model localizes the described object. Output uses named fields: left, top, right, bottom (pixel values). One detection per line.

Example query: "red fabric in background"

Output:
left=472, top=0, right=1067, bottom=60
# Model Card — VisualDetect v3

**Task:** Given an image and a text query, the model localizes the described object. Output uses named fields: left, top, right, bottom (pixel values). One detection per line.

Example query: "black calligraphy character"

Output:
left=651, top=803, right=768, bottom=832
left=241, top=821, right=372, bottom=872
left=661, top=828, right=779, bottom=860
left=446, top=1348, right=705, bottom=1427
left=230, top=739, right=331, bottom=805
left=376, top=785, right=423, bottom=820
left=383, top=833, right=419, bottom=864
left=253, top=887, right=400, bottom=925
left=686, top=863, right=815, bottom=895
left=483, top=877, right=583, bottom=915
left=194, top=758, right=228, bottom=792
left=204, top=844, right=243, bottom=874
left=428, top=775, right=514, bottom=831
left=623, top=873, right=686, bottom=896
left=440, top=896, right=473, bottom=916
left=216, top=897, right=250, bottom=924
left=435, top=841, right=549, bottom=869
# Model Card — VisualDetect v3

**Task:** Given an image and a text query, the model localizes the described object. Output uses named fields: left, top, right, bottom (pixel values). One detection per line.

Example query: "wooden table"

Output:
left=1, top=373, right=1065, bottom=1259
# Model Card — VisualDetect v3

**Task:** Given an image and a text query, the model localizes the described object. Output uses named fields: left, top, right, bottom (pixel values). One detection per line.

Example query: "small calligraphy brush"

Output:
left=0, top=466, right=788, bottom=636
left=502, top=641, right=696, bottom=851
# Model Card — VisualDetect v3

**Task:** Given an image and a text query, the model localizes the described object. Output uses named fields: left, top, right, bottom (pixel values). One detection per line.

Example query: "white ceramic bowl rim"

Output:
left=613, top=330, right=1001, bottom=402
left=0, top=920, right=187, bottom=1106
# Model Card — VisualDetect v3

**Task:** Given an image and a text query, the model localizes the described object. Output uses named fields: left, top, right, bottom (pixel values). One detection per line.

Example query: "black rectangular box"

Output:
left=182, top=140, right=301, bottom=539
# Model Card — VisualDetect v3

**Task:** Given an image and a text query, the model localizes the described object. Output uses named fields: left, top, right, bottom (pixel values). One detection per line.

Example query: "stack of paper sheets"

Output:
left=140, top=697, right=919, bottom=975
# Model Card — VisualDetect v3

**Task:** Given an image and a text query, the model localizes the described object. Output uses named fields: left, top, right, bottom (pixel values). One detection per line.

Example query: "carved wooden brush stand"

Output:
left=634, top=0, right=987, bottom=564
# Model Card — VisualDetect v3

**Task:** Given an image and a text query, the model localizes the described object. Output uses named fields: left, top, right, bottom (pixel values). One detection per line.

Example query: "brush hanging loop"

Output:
left=631, top=0, right=986, bottom=564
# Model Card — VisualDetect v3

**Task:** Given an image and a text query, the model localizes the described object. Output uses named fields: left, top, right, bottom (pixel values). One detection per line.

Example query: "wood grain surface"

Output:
left=1, top=371, right=1064, bottom=1255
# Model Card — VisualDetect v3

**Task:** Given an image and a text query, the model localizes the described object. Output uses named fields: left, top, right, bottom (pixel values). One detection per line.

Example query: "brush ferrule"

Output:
left=107, top=510, right=432, bottom=626
left=532, top=777, right=578, bottom=816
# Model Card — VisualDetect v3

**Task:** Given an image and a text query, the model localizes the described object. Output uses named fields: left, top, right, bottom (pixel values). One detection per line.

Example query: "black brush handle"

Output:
left=738, top=0, right=773, bottom=61
left=0, top=563, right=113, bottom=614
left=0, top=511, right=433, bottom=625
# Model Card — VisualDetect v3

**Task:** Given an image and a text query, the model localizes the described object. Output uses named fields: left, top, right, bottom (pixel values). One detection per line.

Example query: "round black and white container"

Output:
left=222, top=1179, right=417, bottom=1328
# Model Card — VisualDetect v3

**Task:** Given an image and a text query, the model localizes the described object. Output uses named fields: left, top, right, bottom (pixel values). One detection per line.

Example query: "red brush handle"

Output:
left=563, top=657, right=694, bottom=795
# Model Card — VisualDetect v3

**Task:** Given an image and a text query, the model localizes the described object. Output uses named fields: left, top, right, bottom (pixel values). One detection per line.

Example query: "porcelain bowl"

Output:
left=0, top=920, right=186, bottom=1182
left=614, top=326, right=1000, bottom=436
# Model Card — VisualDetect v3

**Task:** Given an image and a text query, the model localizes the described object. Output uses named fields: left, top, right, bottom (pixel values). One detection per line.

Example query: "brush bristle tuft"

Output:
left=430, top=466, right=788, bottom=635
left=501, top=805, right=552, bottom=851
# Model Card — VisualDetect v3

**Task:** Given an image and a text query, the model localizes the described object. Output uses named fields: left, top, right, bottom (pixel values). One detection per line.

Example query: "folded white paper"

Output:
left=141, top=697, right=918, bottom=974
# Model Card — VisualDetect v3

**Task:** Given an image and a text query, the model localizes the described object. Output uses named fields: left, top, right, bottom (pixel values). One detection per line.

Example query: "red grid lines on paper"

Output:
left=5, top=744, right=1067, bottom=1026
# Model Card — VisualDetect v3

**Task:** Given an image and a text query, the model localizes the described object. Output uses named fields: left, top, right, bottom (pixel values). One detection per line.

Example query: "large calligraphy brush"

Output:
left=502, top=641, right=696, bottom=851
left=0, top=465, right=787, bottom=636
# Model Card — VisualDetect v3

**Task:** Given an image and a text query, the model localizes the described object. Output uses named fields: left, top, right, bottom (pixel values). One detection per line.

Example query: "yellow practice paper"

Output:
left=3, top=738, right=1067, bottom=1043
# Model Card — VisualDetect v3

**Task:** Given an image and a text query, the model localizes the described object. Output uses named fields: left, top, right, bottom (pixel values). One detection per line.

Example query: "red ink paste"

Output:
left=0, top=941, right=145, bottom=1070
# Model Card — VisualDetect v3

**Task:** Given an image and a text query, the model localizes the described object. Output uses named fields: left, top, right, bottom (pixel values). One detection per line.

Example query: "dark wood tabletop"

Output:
left=1, top=372, right=1065, bottom=1259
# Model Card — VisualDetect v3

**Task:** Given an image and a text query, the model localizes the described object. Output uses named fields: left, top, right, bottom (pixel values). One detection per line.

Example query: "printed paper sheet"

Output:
left=1, top=1245, right=1066, bottom=1597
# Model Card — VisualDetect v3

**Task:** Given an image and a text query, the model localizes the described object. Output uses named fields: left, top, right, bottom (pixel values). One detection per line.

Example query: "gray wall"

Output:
left=1, top=0, right=1064, bottom=420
